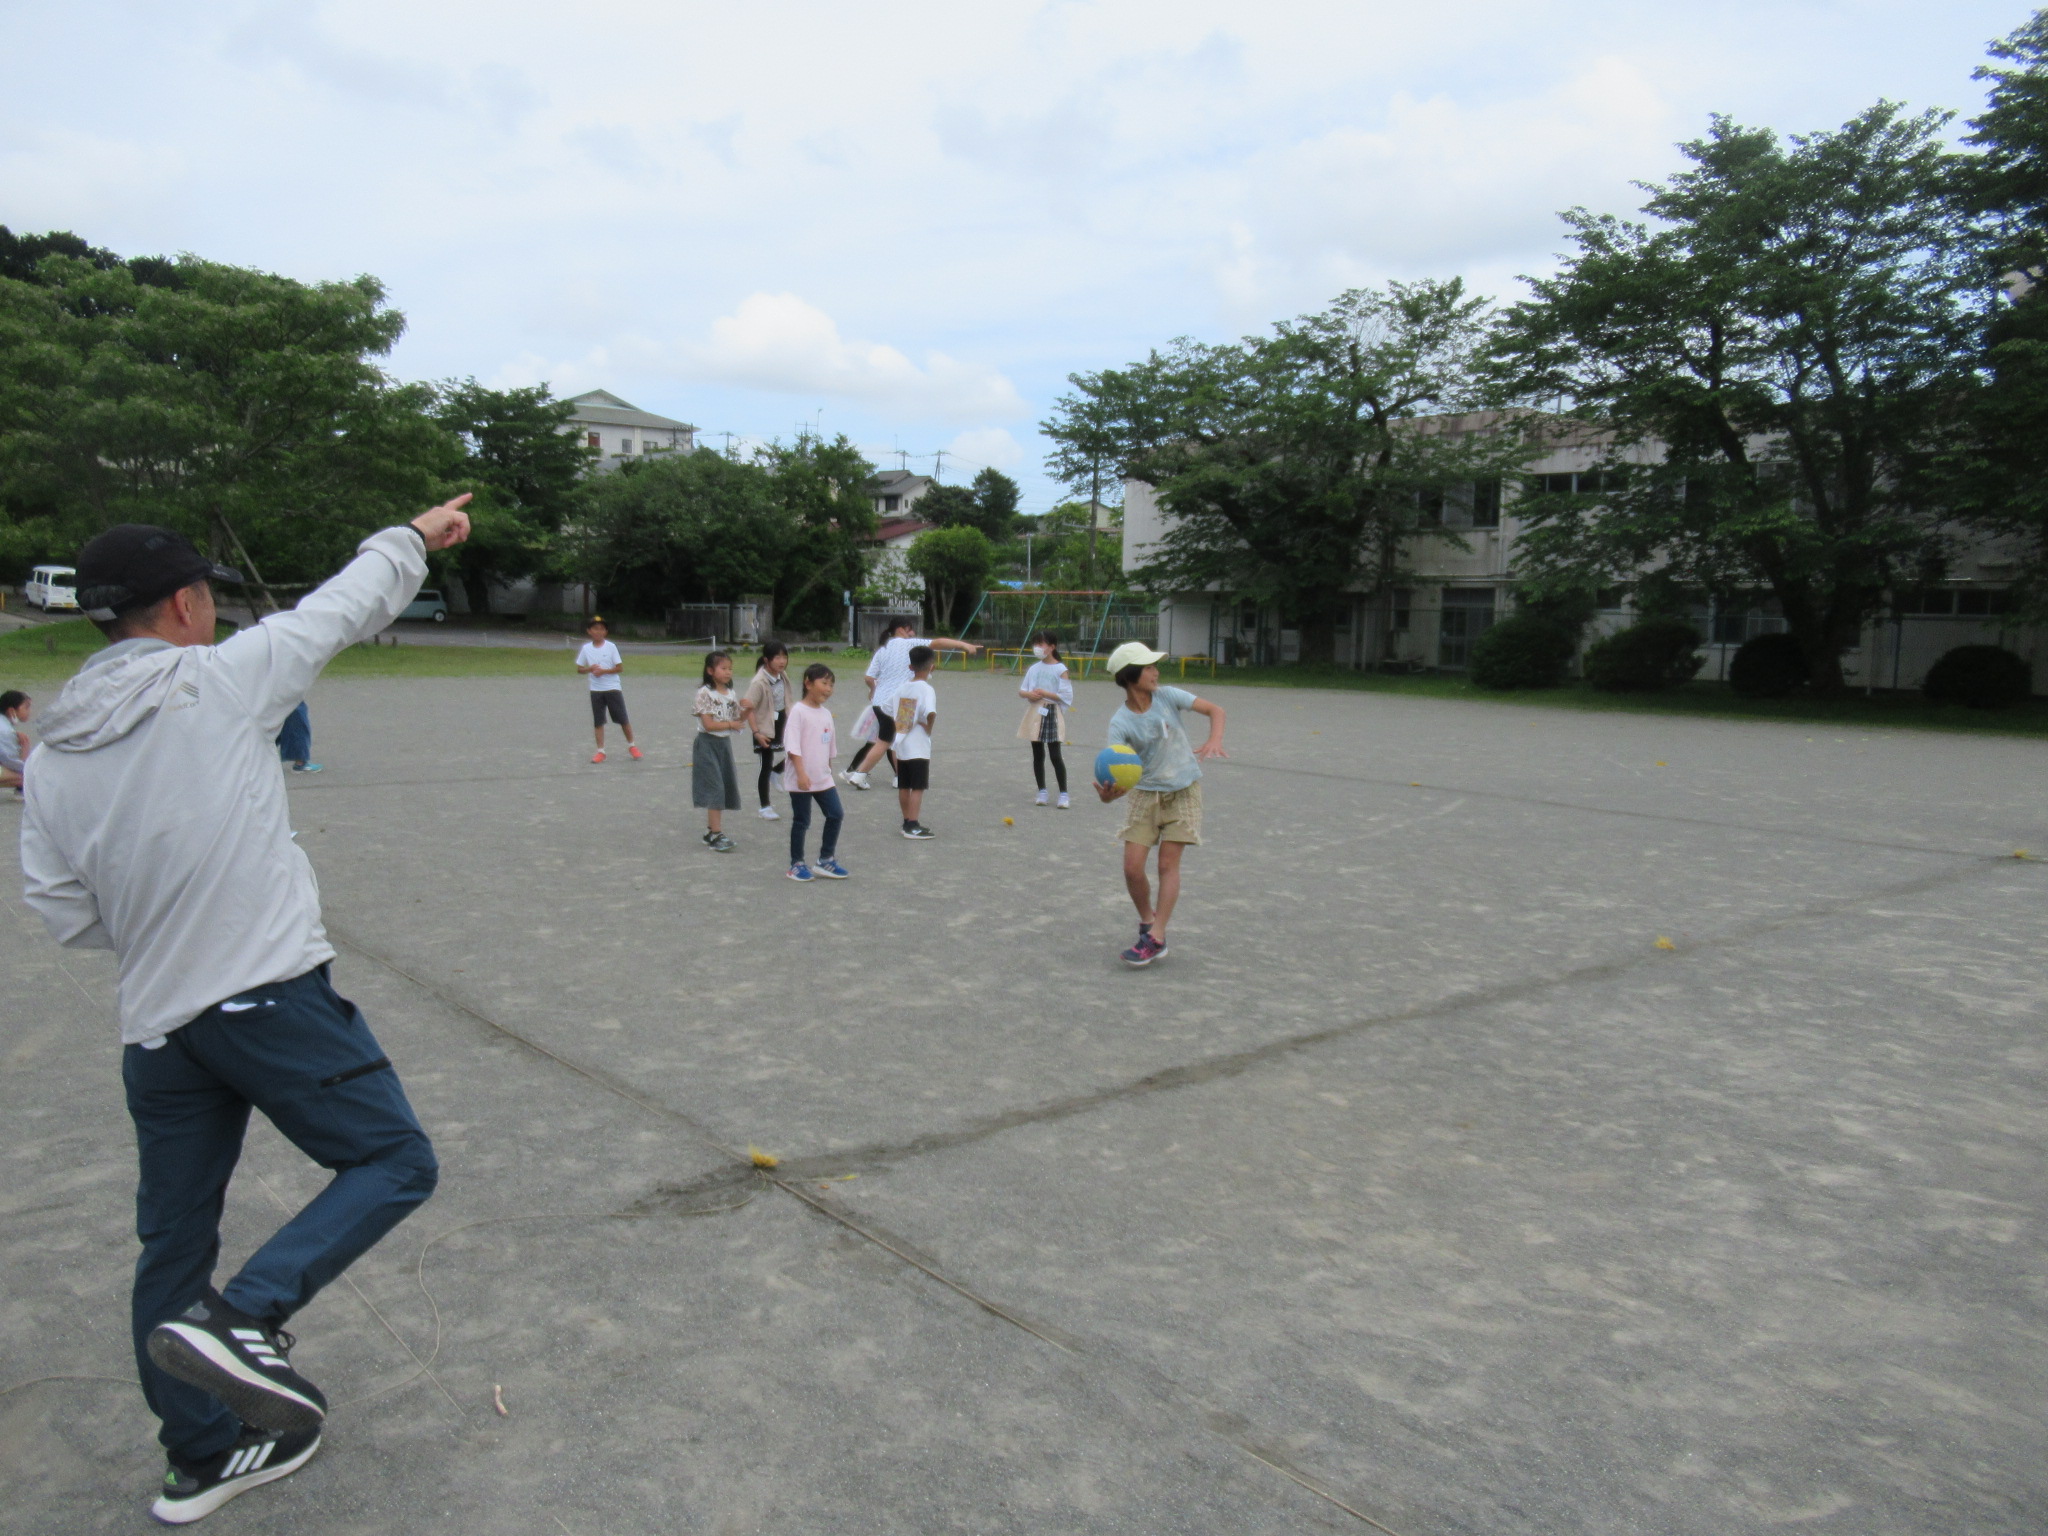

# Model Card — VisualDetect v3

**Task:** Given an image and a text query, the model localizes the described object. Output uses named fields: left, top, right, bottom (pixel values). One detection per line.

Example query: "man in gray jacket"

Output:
left=21, top=497, right=470, bottom=1524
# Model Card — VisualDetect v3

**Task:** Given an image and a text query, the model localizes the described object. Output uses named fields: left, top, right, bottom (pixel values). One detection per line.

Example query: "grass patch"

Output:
left=1166, top=659, right=2048, bottom=737
left=7, top=618, right=2044, bottom=736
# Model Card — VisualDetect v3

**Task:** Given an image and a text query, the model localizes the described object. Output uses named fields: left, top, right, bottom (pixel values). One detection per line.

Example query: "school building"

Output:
left=1123, top=410, right=2048, bottom=694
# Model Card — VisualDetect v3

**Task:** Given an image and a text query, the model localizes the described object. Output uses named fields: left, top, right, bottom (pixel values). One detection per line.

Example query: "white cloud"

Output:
left=680, top=294, right=1029, bottom=422
left=945, top=428, right=1028, bottom=475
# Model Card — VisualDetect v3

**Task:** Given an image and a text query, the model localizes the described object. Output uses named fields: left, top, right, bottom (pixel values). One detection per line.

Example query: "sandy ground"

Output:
left=3, top=669, right=2045, bottom=1535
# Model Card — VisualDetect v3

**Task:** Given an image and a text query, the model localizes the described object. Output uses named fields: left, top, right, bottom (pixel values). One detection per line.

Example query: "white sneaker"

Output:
left=757, top=806, right=780, bottom=820
left=1034, top=789, right=1049, bottom=806
left=841, top=769, right=871, bottom=790
left=1056, top=793, right=1070, bottom=809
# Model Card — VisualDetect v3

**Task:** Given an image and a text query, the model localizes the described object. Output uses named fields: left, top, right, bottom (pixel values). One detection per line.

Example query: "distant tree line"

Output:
left=0, top=230, right=874, bottom=631
left=1041, top=12, right=2048, bottom=687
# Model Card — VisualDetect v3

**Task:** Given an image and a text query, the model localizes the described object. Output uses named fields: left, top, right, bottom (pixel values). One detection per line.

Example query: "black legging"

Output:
left=1031, top=741, right=1068, bottom=792
left=755, top=710, right=786, bottom=806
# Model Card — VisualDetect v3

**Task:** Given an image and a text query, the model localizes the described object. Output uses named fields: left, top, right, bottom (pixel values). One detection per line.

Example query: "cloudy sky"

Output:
left=1, top=0, right=2026, bottom=512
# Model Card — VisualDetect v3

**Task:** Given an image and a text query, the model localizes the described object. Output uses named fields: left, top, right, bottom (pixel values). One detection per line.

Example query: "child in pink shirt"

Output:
left=782, top=664, right=848, bottom=881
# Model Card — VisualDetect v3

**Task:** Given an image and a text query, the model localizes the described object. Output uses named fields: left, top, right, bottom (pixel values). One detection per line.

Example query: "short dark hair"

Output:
left=1115, top=663, right=1145, bottom=689
left=754, top=640, right=788, bottom=672
left=1031, top=630, right=1062, bottom=660
left=93, top=582, right=201, bottom=641
left=0, top=691, right=27, bottom=715
left=802, top=662, right=836, bottom=689
left=908, top=645, right=934, bottom=670
left=886, top=618, right=917, bottom=637
left=702, top=649, right=731, bottom=685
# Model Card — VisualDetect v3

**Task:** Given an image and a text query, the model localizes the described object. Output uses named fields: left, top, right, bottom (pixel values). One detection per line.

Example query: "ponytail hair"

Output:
left=702, top=650, right=731, bottom=686
left=754, top=640, right=788, bottom=672
left=1031, top=631, right=1062, bottom=662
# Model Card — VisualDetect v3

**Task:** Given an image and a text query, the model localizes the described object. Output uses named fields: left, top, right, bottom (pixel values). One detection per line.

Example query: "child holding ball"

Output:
left=1096, top=642, right=1226, bottom=968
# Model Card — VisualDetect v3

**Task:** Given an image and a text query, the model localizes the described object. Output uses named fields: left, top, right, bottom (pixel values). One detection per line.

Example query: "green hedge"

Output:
left=1469, top=614, right=1578, bottom=690
left=1583, top=617, right=1705, bottom=692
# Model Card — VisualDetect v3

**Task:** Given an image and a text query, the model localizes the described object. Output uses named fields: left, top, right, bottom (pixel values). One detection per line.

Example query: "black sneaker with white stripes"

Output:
left=147, top=1295, right=326, bottom=1433
left=150, top=1423, right=320, bottom=1525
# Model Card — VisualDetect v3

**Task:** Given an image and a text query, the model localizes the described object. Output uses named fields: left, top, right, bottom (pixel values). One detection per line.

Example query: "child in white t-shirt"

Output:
left=887, top=647, right=939, bottom=838
left=575, top=617, right=638, bottom=763
left=1016, top=630, right=1074, bottom=808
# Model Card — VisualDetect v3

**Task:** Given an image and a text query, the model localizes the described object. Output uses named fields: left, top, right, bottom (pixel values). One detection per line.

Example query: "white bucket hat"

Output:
left=1105, top=641, right=1168, bottom=675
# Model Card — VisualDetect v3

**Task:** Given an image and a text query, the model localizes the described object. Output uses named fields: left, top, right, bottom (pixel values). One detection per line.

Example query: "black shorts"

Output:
left=591, top=690, right=629, bottom=727
left=869, top=704, right=897, bottom=742
left=896, top=757, right=930, bottom=791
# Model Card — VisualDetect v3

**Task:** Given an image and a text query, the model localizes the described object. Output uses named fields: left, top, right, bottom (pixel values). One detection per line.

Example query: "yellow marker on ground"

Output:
left=1654, top=937, right=1676, bottom=951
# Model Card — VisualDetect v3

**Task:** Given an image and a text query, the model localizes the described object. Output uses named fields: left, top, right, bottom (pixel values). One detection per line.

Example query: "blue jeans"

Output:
left=275, top=701, right=312, bottom=763
left=122, top=967, right=438, bottom=1465
left=788, top=787, right=843, bottom=865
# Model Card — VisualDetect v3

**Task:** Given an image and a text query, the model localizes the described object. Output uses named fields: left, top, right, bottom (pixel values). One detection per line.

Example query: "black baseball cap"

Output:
left=75, top=524, right=242, bottom=621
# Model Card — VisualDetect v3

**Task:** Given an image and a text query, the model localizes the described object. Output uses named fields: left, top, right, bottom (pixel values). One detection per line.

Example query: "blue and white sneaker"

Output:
left=814, top=858, right=850, bottom=879
left=786, top=862, right=814, bottom=882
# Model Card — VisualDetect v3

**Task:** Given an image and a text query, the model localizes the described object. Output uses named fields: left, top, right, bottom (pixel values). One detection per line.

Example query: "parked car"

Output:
left=25, top=564, right=79, bottom=611
left=399, top=588, right=449, bottom=623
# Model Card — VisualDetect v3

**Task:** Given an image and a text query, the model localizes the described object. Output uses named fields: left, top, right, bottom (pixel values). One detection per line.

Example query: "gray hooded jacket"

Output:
left=20, top=526, right=427, bottom=1044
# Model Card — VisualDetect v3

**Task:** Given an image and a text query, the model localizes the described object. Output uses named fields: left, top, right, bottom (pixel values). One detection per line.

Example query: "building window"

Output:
left=1391, top=589, right=1412, bottom=632
left=1957, top=588, right=2011, bottom=615
left=1529, top=470, right=1624, bottom=498
left=883, top=494, right=901, bottom=512
left=587, top=432, right=601, bottom=450
left=1437, top=588, right=1496, bottom=668
left=1414, top=488, right=1445, bottom=526
left=1471, top=479, right=1502, bottom=529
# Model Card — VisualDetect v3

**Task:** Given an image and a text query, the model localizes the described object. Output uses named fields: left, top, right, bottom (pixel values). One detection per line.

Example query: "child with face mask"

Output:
left=1015, top=631, right=1075, bottom=807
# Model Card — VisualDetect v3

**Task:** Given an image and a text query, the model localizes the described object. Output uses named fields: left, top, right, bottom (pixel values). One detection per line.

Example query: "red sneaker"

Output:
left=628, top=745, right=643, bottom=760
left=591, top=750, right=606, bottom=763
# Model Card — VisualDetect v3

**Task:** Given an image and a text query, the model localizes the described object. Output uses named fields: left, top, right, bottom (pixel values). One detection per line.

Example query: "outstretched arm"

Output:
left=214, top=496, right=472, bottom=735
left=1189, top=697, right=1228, bottom=759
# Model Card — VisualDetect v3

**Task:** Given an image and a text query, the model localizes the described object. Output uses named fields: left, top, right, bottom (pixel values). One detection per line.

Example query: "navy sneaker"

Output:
left=787, top=862, right=815, bottom=882
left=151, top=1424, right=320, bottom=1525
left=814, top=858, right=850, bottom=878
left=1120, top=933, right=1168, bottom=968
left=146, top=1296, right=325, bottom=1434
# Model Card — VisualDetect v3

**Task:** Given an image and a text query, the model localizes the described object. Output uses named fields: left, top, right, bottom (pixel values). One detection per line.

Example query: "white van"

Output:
left=24, top=565, right=79, bottom=611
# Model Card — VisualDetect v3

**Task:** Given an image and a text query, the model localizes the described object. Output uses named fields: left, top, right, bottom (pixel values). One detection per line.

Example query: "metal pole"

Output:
left=1089, top=590, right=1114, bottom=660
left=959, top=589, right=990, bottom=643
left=1022, top=590, right=1049, bottom=655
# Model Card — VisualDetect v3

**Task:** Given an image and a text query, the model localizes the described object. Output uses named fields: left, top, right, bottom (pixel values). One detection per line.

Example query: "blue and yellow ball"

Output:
left=1094, top=743, right=1143, bottom=790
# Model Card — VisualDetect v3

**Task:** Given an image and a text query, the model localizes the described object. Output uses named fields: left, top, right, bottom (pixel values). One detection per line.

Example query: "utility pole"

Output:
left=931, top=448, right=947, bottom=484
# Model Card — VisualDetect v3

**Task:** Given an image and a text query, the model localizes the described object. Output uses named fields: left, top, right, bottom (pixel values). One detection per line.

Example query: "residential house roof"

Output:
left=564, top=389, right=697, bottom=433
left=873, top=517, right=936, bottom=544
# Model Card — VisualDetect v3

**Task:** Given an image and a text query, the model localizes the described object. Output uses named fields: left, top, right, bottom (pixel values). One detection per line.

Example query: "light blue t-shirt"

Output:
left=1106, top=684, right=1201, bottom=793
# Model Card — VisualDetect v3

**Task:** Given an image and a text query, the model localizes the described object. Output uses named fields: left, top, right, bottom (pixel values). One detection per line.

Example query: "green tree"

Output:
left=1041, top=367, right=1147, bottom=585
left=0, top=247, right=453, bottom=599
left=1051, top=281, right=1529, bottom=662
left=568, top=450, right=791, bottom=617
left=1953, top=12, right=2048, bottom=617
left=917, top=468, right=1022, bottom=543
left=754, top=431, right=877, bottom=632
left=906, top=525, right=993, bottom=631
left=1487, top=105, right=1989, bottom=691
left=432, top=379, right=595, bottom=614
